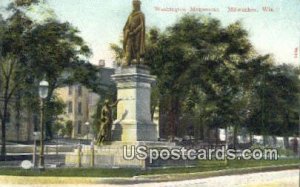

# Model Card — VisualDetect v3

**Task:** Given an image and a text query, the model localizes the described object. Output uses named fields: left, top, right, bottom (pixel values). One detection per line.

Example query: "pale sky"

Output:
left=1, top=0, right=300, bottom=67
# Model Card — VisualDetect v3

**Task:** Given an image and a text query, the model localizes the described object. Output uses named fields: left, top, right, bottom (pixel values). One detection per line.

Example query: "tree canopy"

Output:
left=0, top=0, right=103, bottom=158
left=112, top=15, right=300, bottom=143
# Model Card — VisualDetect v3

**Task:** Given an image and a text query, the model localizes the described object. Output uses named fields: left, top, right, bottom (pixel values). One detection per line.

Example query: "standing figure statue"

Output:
left=123, top=0, right=145, bottom=66
left=96, top=99, right=120, bottom=145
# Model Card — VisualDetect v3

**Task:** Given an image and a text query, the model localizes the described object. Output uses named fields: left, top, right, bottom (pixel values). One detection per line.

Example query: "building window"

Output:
left=78, top=85, right=82, bottom=96
left=68, top=85, right=73, bottom=95
left=68, top=101, right=73, bottom=113
left=78, top=102, right=82, bottom=115
left=77, top=121, right=82, bottom=134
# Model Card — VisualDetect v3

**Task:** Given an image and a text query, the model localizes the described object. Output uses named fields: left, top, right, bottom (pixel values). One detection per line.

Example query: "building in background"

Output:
left=1, top=108, right=36, bottom=142
left=56, top=85, right=91, bottom=138
left=0, top=93, right=38, bottom=143
left=56, top=63, right=115, bottom=139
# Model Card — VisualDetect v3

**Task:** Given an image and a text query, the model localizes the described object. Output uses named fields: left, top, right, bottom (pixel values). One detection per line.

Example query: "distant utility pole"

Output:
left=298, top=37, right=300, bottom=158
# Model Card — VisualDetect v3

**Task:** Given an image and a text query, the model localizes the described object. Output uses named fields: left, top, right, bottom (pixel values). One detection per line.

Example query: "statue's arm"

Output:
left=132, top=14, right=145, bottom=35
left=109, top=99, right=121, bottom=107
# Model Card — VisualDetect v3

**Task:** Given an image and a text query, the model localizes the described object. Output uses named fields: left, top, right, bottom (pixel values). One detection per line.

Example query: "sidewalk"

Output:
left=0, top=164, right=298, bottom=185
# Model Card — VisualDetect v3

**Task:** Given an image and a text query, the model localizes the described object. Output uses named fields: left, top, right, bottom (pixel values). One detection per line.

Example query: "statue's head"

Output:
left=132, top=0, right=141, bottom=11
left=104, top=99, right=109, bottom=105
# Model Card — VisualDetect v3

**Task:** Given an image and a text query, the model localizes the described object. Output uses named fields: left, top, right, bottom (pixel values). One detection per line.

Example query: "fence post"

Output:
left=77, top=142, right=82, bottom=168
left=90, top=141, right=94, bottom=167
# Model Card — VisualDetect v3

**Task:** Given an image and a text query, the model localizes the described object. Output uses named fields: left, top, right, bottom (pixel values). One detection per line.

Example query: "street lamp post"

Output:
left=224, top=125, right=228, bottom=166
left=298, top=75, right=300, bottom=157
left=85, top=121, right=90, bottom=140
left=38, top=80, right=49, bottom=171
left=32, top=131, right=40, bottom=169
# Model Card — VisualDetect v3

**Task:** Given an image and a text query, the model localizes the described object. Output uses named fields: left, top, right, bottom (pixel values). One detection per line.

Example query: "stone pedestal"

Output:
left=111, top=65, right=158, bottom=142
left=65, top=141, right=179, bottom=169
left=65, top=65, right=198, bottom=169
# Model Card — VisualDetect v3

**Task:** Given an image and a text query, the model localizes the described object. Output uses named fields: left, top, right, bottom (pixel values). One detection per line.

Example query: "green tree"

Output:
left=3, top=0, right=95, bottom=140
left=0, top=54, right=26, bottom=159
left=145, top=16, right=256, bottom=141
left=45, top=96, right=66, bottom=137
left=245, top=63, right=300, bottom=146
left=0, top=1, right=48, bottom=158
left=23, top=20, right=91, bottom=138
left=65, top=120, right=73, bottom=137
left=0, top=0, right=99, bottom=158
left=110, top=15, right=299, bottom=145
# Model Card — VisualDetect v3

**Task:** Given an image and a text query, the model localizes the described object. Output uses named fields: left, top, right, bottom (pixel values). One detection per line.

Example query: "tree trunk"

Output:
left=284, top=136, right=289, bottom=149
left=45, top=85, right=55, bottom=140
left=168, top=103, right=175, bottom=141
left=1, top=77, right=10, bottom=160
left=199, top=121, right=204, bottom=140
left=167, top=96, right=180, bottom=141
left=173, top=99, right=180, bottom=137
left=249, top=131, right=253, bottom=145
left=15, top=94, right=21, bottom=142
left=206, top=127, right=211, bottom=143
left=26, top=108, right=33, bottom=143
left=1, top=100, right=9, bottom=160
left=1, top=119, right=6, bottom=160
left=158, top=98, right=165, bottom=139
left=263, top=135, right=268, bottom=146
left=233, top=124, right=238, bottom=149
left=272, top=135, right=277, bottom=147
left=214, top=127, right=219, bottom=145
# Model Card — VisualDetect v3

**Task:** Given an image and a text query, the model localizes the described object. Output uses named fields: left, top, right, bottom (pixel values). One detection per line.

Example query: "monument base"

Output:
left=111, top=65, right=158, bottom=142
left=65, top=141, right=197, bottom=169
left=112, top=121, right=158, bottom=142
left=65, top=65, right=198, bottom=168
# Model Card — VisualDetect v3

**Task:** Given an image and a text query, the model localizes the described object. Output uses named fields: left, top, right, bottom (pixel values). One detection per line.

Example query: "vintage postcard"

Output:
left=0, top=0, right=299, bottom=186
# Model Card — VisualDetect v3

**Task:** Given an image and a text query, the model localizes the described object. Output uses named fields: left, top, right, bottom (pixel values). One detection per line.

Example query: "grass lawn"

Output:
left=0, top=158, right=299, bottom=178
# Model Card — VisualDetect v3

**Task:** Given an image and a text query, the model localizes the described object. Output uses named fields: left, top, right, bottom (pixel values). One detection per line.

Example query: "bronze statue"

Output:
left=96, top=99, right=120, bottom=145
left=123, top=0, right=145, bottom=66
